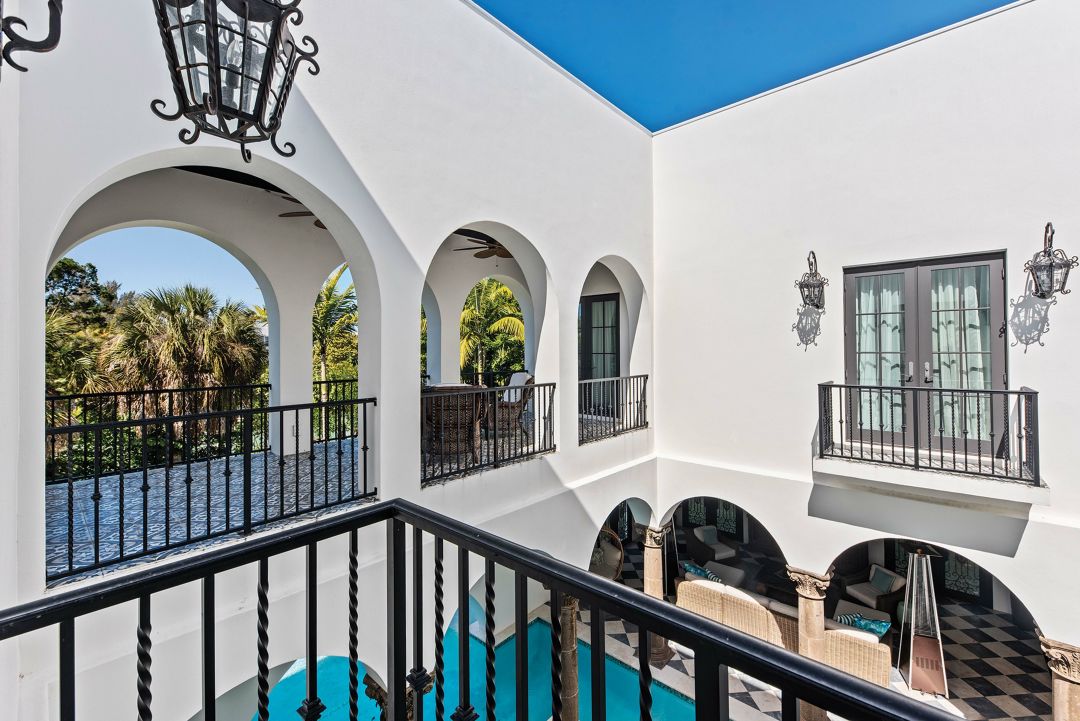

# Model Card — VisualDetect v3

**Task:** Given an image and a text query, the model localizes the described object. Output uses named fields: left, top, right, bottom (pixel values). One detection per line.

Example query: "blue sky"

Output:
left=474, top=0, right=1016, bottom=131
left=65, top=227, right=351, bottom=309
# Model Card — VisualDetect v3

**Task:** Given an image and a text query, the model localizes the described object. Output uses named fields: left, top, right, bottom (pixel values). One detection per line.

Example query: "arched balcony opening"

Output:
left=43, top=165, right=379, bottom=583
left=419, top=224, right=557, bottom=486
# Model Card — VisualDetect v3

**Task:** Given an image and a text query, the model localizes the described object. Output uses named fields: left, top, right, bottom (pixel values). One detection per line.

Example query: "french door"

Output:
left=843, top=253, right=1006, bottom=454
left=579, top=294, right=620, bottom=418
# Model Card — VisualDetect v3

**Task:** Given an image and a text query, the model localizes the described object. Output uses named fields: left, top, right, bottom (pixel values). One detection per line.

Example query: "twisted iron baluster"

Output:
left=348, top=530, right=359, bottom=721
left=484, top=560, right=496, bottom=721
left=434, top=538, right=446, bottom=721
left=137, top=596, right=152, bottom=721
left=550, top=591, right=563, bottom=721
left=257, top=559, right=270, bottom=721
left=639, top=629, right=653, bottom=721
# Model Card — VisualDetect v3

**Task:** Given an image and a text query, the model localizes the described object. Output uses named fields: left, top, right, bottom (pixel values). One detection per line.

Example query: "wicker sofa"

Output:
left=675, top=577, right=892, bottom=687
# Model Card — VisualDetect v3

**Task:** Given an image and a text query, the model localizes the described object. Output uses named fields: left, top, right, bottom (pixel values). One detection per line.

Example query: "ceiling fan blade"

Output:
left=314, top=219, right=327, bottom=230
left=453, top=228, right=500, bottom=245
left=474, top=249, right=498, bottom=259
left=496, top=247, right=514, bottom=258
left=278, top=194, right=302, bottom=204
left=279, top=211, right=315, bottom=218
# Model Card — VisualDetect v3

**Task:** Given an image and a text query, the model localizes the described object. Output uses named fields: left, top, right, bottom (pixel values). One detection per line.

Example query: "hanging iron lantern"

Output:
left=796, top=250, right=828, bottom=310
left=150, top=0, right=319, bottom=162
left=1025, top=222, right=1078, bottom=299
left=0, top=0, right=63, bottom=81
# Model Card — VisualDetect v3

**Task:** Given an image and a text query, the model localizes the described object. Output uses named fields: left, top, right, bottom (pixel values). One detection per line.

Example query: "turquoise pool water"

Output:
left=258, top=618, right=694, bottom=721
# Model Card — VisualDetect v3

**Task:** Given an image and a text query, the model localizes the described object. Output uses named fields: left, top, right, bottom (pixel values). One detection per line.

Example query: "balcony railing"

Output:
left=578, top=375, right=649, bottom=444
left=0, top=498, right=957, bottom=721
left=818, top=382, right=1039, bottom=484
left=421, top=382, right=555, bottom=485
left=459, top=367, right=526, bottom=388
left=45, top=397, right=377, bottom=581
left=313, top=378, right=359, bottom=402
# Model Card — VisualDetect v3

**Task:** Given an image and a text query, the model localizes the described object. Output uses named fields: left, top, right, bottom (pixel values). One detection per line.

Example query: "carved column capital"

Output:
left=1041, top=636, right=1080, bottom=684
left=786, top=566, right=834, bottom=601
left=640, top=525, right=669, bottom=548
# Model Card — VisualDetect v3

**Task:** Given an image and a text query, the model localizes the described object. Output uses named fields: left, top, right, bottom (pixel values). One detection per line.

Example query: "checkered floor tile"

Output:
left=608, top=529, right=1053, bottom=721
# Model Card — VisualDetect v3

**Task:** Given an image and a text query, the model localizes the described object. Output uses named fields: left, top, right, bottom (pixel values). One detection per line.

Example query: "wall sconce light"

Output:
left=796, top=251, right=828, bottom=310
left=1025, top=222, right=1078, bottom=299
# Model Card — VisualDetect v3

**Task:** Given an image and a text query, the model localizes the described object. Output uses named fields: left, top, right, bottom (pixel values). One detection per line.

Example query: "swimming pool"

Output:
left=258, top=618, right=694, bottom=721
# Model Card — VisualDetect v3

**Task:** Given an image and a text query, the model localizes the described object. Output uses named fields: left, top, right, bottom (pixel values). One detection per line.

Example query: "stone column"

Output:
left=642, top=525, right=675, bottom=666
left=1041, top=636, right=1080, bottom=721
left=561, top=595, right=580, bottom=721
left=787, top=566, right=834, bottom=721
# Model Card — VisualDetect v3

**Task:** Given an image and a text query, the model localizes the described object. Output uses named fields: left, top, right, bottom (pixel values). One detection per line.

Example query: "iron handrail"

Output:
left=819, top=381, right=1038, bottom=398
left=421, top=381, right=553, bottom=397
left=46, top=383, right=271, bottom=403
left=0, top=497, right=956, bottom=721
left=578, top=374, right=649, bottom=384
left=45, top=396, right=377, bottom=436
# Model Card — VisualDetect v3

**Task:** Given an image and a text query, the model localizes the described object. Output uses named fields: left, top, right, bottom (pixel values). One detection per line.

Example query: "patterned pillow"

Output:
left=681, top=561, right=710, bottom=579
left=836, top=613, right=891, bottom=639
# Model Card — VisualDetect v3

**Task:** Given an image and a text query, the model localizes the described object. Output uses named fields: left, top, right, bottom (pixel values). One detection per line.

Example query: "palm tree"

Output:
left=45, top=309, right=110, bottom=397
left=459, top=278, right=525, bottom=380
left=312, top=264, right=357, bottom=398
left=102, top=285, right=266, bottom=391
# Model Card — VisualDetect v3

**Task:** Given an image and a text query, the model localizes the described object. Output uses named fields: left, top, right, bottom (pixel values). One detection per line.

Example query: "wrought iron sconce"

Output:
left=796, top=251, right=828, bottom=310
left=150, top=0, right=320, bottom=162
left=0, top=0, right=63, bottom=81
left=1025, top=222, right=1078, bottom=299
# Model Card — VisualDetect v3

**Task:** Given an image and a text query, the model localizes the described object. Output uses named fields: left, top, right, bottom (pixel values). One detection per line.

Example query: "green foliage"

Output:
left=101, top=285, right=267, bottom=390
left=460, top=278, right=525, bottom=378
left=46, top=258, right=118, bottom=331
left=312, top=264, right=358, bottom=389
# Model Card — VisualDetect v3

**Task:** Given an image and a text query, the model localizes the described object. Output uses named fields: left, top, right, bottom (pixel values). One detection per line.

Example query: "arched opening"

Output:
left=577, top=258, right=651, bottom=444
left=311, top=263, right=358, bottom=403
left=827, top=538, right=1050, bottom=718
left=459, top=277, right=526, bottom=388
left=419, top=224, right=556, bottom=485
left=43, top=164, right=380, bottom=582
left=586, top=498, right=653, bottom=585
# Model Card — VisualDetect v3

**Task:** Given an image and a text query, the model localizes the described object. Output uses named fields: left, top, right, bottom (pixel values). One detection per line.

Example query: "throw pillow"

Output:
left=870, top=567, right=895, bottom=593
left=836, top=613, right=891, bottom=639
left=590, top=545, right=605, bottom=569
left=682, top=561, right=710, bottom=579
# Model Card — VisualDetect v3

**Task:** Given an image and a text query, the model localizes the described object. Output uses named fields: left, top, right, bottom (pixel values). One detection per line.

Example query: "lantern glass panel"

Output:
left=167, top=3, right=210, bottom=107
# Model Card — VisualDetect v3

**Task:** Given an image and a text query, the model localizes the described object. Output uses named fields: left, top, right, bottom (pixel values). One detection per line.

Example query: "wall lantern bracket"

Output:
left=150, top=0, right=320, bottom=162
left=796, top=250, right=829, bottom=310
left=1025, top=221, right=1079, bottom=299
left=0, top=0, right=63, bottom=80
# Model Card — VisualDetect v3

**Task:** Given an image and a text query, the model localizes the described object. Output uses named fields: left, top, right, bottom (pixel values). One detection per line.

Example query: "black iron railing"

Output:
left=0, top=498, right=956, bottom=721
left=421, top=382, right=555, bottom=485
left=818, top=382, right=1039, bottom=484
left=45, top=397, right=377, bottom=581
left=313, top=378, right=359, bottom=402
left=578, top=375, right=649, bottom=444
left=46, top=384, right=271, bottom=483
left=460, top=368, right=526, bottom=388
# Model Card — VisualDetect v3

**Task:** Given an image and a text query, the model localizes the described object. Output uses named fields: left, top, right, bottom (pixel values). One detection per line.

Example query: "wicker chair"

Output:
left=588, top=527, right=624, bottom=581
left=424, top=388, right=486, bottom=463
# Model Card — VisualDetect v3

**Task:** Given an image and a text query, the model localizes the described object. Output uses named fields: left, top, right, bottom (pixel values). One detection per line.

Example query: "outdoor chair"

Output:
left=487, top=372, right=534, bottom=439
left=686, top=525, right=738, bottom=565
left=842, top=564, right=907, bottom=619
left=423, top=387, right=486, bottom=463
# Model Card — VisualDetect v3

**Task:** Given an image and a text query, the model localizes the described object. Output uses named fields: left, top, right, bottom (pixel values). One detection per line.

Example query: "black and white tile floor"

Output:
left=611, top=533, right=1052, bottom=721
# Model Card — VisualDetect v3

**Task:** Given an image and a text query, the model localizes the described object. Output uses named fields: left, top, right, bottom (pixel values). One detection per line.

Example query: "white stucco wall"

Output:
left=1, top=1, right=653, bottom=719
left=653, top=0, right=1080, bottom=641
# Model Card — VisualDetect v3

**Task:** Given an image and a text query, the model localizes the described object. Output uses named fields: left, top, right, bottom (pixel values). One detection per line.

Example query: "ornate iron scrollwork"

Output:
left=0, top=0, right=63, bottom=79
left=149, top=0, right=319, bottom=162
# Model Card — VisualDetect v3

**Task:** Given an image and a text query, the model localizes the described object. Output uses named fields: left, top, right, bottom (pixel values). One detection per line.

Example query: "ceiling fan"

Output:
left=270, top=191, right=326, bottom=230
left=452, top=228, right=512, bottom=259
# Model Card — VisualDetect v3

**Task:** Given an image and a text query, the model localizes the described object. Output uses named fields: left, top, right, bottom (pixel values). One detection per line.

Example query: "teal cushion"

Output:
left=836, top=613, right=891, bottom=639
left=870, top=567, right=895, bottom=593
left=681, top=561, right=710, bottom=579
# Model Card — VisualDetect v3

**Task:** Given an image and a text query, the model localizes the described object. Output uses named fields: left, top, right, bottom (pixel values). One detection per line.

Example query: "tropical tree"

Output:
left=312, top=264, right=358, bottom=396
left=101, top=285, right=267, bottom=390
left=46, top=258, right=118, bottom=331
left=459, top=278, right=525, bottom=379
left=44, top=309, right=109, bottom=396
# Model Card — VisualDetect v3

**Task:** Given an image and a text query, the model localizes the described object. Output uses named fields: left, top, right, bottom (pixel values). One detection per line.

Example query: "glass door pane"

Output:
left=851, top=272, right=909, bottom=434
left=579, top=295, right=620, bottom=417
left=921, top=260, right=1003, bottom=445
